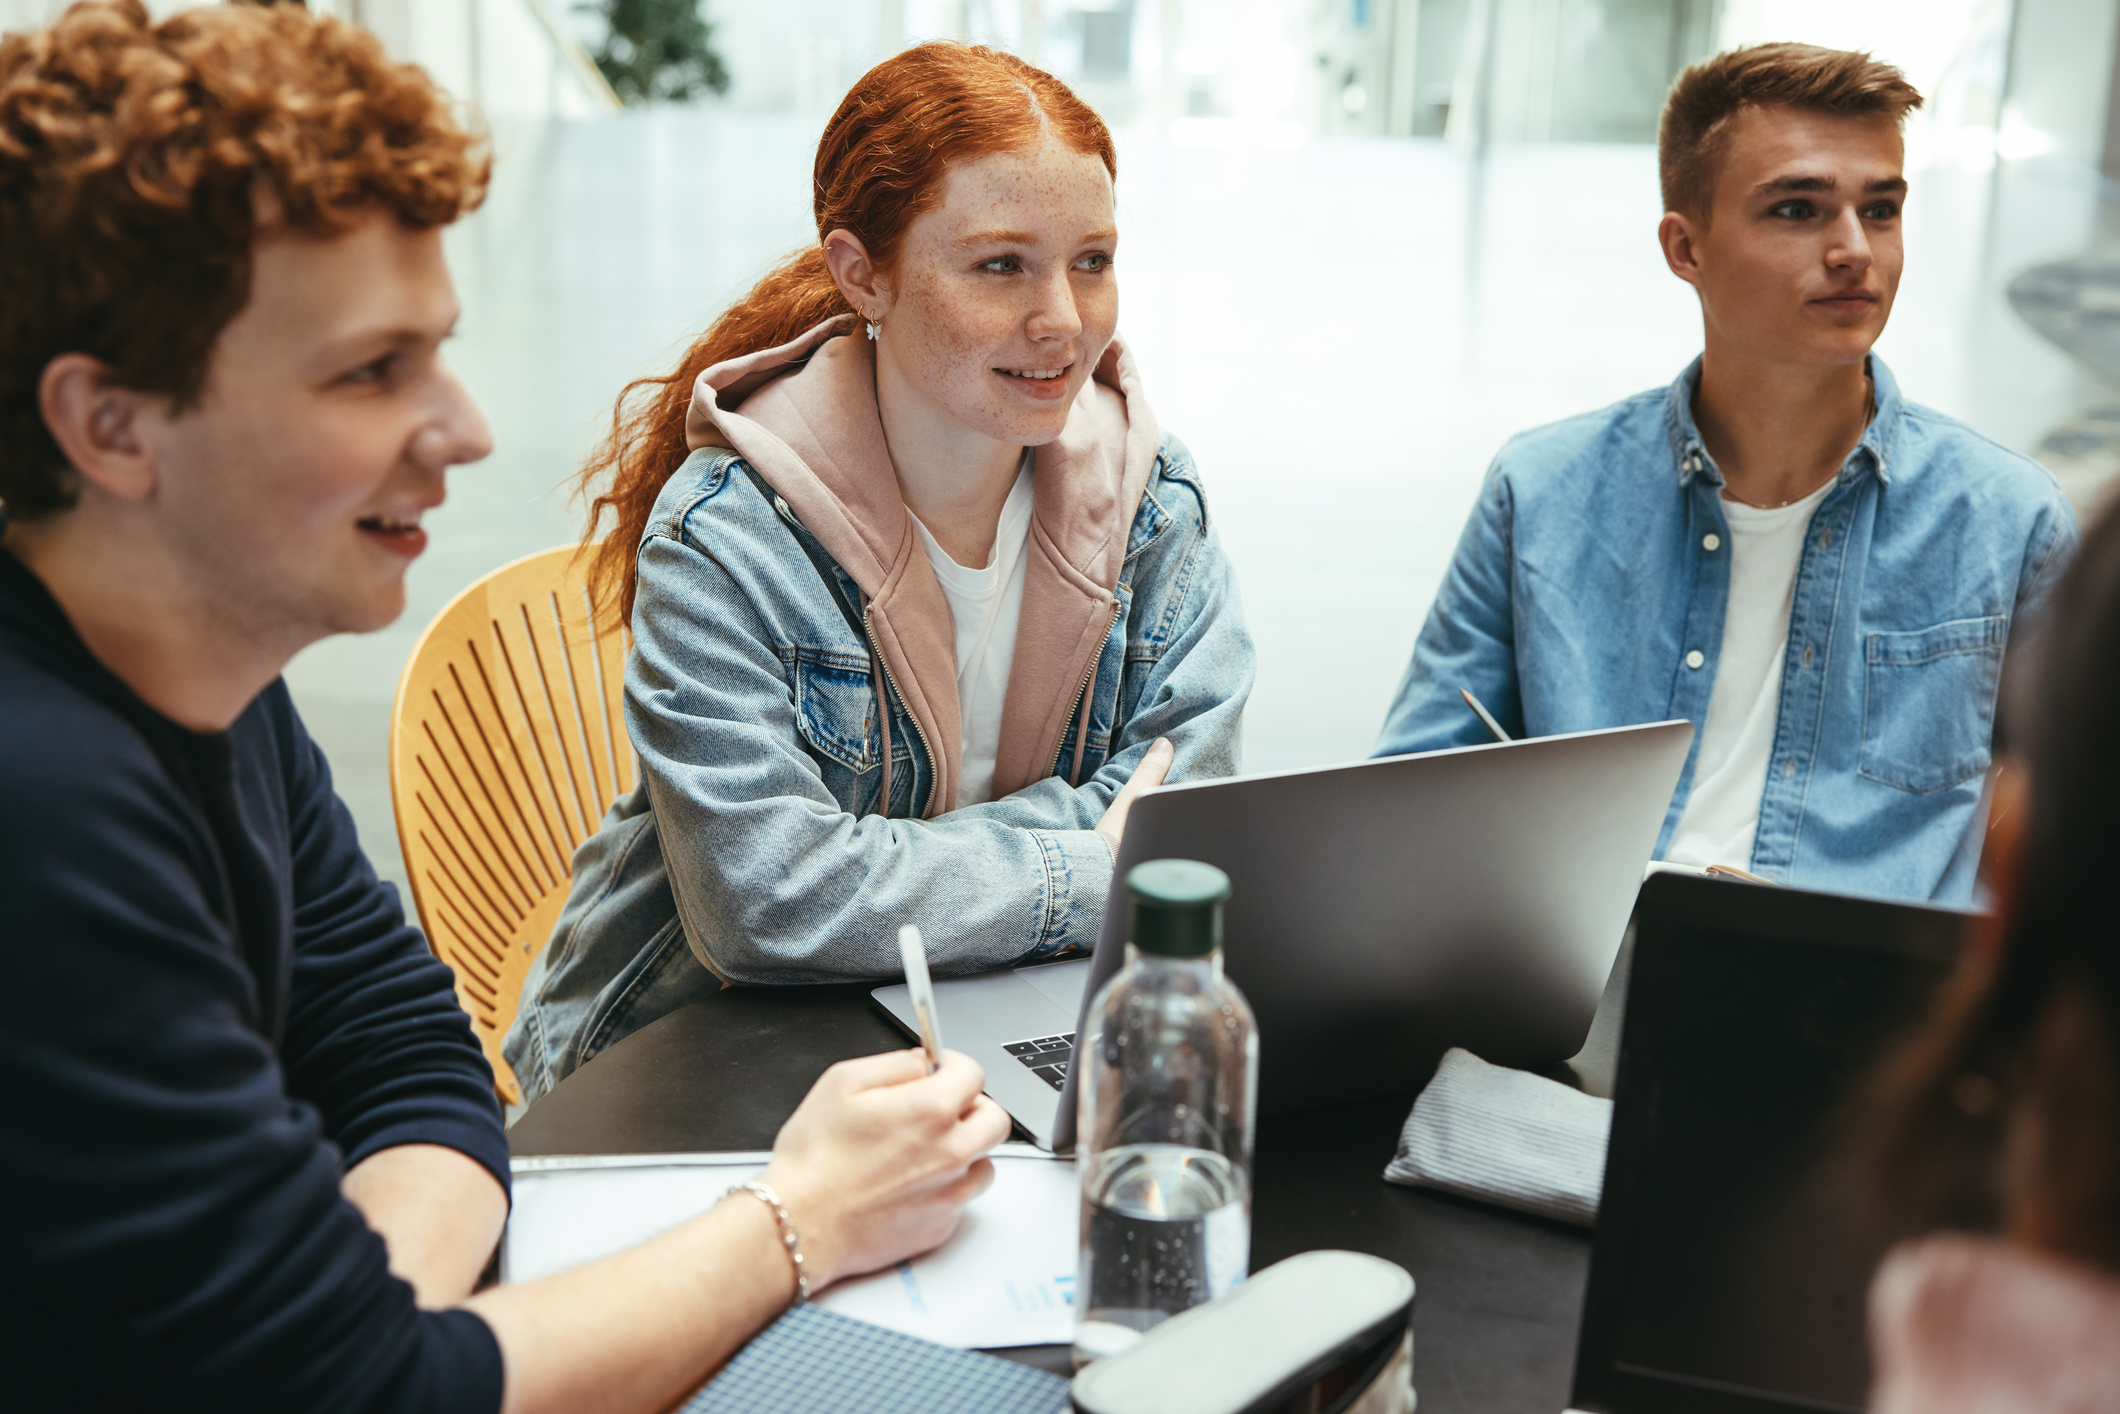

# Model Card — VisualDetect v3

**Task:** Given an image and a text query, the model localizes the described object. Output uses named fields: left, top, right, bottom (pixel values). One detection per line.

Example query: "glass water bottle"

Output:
left=1073, top=859, right=1258, bottom=1367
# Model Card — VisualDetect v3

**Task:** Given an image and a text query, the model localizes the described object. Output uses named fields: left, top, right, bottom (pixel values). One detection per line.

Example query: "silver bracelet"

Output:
left=726, top=1180, right=809, bottom=1302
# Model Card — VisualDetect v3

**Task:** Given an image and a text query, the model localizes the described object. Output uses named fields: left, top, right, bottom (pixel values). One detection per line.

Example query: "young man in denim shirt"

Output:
left=1376, top=44, right=2075, bottom=905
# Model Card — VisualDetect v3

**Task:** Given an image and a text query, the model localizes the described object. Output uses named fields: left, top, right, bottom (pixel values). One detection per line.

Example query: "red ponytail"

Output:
left=577, top=42, right=1117, bottom=627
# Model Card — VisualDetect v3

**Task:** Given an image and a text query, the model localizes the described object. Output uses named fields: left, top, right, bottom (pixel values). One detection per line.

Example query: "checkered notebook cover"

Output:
left=683, top=1303, right=1072, bottom=1414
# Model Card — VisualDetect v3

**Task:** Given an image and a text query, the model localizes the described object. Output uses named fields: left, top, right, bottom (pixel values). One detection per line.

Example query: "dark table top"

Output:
left=509, top=984, right=1592, bottom=1412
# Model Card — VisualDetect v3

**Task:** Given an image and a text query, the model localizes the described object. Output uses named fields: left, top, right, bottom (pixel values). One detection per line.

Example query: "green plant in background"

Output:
left=581, top=0, right=730, bottom=105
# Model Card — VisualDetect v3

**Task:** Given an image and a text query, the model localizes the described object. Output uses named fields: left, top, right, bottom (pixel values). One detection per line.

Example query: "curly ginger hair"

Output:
left=0, top=0, right=490, bottom=517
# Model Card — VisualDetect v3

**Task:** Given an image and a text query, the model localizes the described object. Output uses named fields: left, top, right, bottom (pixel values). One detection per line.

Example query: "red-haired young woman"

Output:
left=505, top=44, right=1255, bottom=1099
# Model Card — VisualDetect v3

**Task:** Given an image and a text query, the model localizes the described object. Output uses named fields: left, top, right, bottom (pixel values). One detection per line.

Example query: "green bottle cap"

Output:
left=1125, top=859, right=1231, bottom=958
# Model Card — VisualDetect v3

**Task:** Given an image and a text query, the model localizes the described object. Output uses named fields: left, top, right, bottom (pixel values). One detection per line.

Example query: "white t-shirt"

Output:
left=910, top=454, right=1036, bottom=810
left=1662, top=478, right=1834, bottom=871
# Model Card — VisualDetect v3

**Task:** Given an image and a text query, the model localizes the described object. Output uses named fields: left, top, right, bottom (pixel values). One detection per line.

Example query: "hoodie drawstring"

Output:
left=1069, top=641, right=1100, bottom=788
left=861, top=592, right=892, bottom=819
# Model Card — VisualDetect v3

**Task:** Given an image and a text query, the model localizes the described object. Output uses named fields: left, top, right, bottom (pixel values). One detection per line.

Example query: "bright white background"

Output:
left=2, top=1, right=2111, bottom=894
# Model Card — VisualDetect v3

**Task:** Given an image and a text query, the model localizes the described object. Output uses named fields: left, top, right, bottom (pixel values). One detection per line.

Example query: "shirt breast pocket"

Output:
left=1858, top=615, right=2008, bottom=795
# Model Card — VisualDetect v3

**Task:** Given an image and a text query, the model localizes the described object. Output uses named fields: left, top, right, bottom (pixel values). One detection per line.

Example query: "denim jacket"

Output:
left=1376, top=356, right=2075, bottom=905
left=505, top=332, right=1253, bottom=1102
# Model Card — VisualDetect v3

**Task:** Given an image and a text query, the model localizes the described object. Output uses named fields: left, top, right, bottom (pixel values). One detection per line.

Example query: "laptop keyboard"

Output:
left=1003, top=1032, right=1075, bottom=1091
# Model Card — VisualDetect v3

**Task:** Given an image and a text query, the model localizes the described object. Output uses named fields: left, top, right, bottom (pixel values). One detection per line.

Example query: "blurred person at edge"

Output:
left=1376, top=44, right=2074, bottom=906
left=1857, top=496, right=2120, bottom=1411
left=0, top=6, right=1007, bottom=1412
left=504, top=43, right=1255, bottom=1101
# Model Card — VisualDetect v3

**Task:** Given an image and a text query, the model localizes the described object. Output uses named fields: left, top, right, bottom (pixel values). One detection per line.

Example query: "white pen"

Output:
left=1460, top=686, right=1514, bottom=743
left=897, top=924, right=944, bottom=1074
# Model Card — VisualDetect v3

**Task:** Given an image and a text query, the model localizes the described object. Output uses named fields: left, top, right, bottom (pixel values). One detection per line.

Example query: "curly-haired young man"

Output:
left=1376, top=43, right=2076, bottom=906
left=0, top=6, right=1007, bottom=1411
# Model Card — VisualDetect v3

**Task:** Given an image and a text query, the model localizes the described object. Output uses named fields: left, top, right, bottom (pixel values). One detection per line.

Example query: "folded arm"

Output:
left=1, top=739, right=504, bottom=1413
left=632, top=530, right=1114, bottom=981
left=630, top=469, right=1251, bottom=982
left=955, top=498, right=1253, bottom=835
left=268, top=687, right=512, bottom=1301
left=344, top=1144, right=509, bottom=1308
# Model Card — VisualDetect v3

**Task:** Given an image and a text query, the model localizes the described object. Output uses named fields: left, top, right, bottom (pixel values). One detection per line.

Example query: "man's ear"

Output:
left=821, top=228, right=890, bottom=317
left=1659, top=210, right=1706, bottom=291
left=38, top=354, right=159, bottom=503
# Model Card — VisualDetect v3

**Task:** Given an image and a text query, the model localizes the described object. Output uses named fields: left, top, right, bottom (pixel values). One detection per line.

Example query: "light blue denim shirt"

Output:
left=505, top=431, right=1254, bottom=1102
left=1376, top=356, right=2075, bottom=905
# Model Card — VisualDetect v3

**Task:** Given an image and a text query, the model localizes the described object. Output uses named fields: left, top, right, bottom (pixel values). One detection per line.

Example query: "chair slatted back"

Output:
left=389, top=546, right=633, bottom=1104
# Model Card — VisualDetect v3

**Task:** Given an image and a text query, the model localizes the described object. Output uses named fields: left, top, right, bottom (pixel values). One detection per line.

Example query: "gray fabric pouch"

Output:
left=1383, top=1046, right=1613, bottom=1226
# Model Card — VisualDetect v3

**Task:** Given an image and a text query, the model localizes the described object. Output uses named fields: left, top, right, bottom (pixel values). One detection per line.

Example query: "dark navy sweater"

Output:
left=0, top=544, right=510, bottom=1413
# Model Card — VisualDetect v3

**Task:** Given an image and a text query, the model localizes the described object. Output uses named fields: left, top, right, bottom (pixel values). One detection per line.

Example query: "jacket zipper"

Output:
left=1051, top=599, right=1124, bottom=777
left=863, top=607, right=937, bottom=816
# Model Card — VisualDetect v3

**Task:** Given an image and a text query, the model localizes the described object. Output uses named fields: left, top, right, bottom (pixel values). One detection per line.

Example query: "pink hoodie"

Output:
left=682, top=314, right=1161, bottom=817
left=1869, top=1234, right=2120, bottom=1413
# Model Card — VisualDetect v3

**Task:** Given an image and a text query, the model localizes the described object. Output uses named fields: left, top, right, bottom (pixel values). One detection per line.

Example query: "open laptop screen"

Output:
left=1571, top=875, right=1967, bottom=1414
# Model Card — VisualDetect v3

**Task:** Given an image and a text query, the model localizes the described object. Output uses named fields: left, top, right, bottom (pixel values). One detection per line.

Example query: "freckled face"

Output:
left=877, top=139, right=1119, bottom=445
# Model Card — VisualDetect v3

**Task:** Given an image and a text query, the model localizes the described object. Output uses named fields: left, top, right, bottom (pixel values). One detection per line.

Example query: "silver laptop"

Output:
left=874, top=720, right=1693, bottom=1151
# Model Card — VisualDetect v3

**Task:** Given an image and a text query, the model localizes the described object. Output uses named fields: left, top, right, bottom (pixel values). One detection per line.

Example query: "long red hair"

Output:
left=578, top=43, right=1118, bottom=626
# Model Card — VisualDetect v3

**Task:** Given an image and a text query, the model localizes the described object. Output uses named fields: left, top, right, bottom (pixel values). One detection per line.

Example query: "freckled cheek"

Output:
left=1077, top=285, right=1120, bottom=343
left=906, top=283, right=1018, bottom=369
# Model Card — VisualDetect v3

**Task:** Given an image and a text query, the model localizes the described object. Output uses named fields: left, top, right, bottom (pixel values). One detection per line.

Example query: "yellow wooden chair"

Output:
left=389, top=546, right=635, bottom=1104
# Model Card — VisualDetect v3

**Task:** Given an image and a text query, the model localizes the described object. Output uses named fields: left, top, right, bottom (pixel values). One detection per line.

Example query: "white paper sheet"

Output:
left=504, top=1145, right=1079, bottom=1349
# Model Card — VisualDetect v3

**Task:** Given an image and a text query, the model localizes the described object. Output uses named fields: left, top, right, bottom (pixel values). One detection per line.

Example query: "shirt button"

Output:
left=1686, top=650, right=1705, bottom=669
left=1703, top=533, right=1721, bottom=552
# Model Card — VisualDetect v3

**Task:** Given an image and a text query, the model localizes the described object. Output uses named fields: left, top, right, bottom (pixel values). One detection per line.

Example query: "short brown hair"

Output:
left=0, top=0, right=490, bottom=518
left=1658, top=43, right=1923, bottom=220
